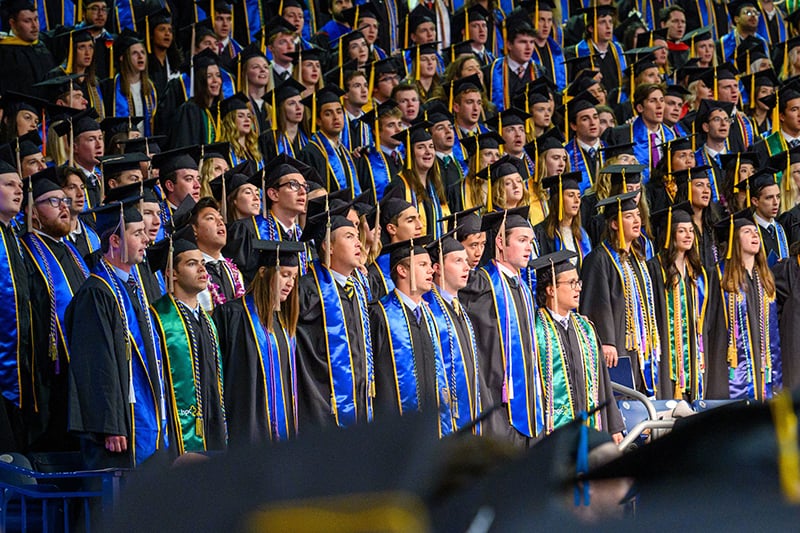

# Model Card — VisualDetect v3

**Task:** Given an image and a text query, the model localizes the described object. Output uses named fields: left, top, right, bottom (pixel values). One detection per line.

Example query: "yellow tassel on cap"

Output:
left=726, top=215, right=734, bottom=260
left=409, top=236, right=416, bottom=292
left=663, top=207, right=672, bottom=250
left=617, top=198, right=625, bottom=251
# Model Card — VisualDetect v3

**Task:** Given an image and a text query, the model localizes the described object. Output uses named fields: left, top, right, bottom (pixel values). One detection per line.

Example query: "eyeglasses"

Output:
left=556, top=279, right=582, bottom=290
left=86, top=6, right=110, bottom=12
left=741, top=8, right=760, bottom=16
left=708, top=116, right=734, bottom=125
left=378, top=74, right=400, bottom=83
left=278, top=179, right=309, bottom=192
left=36, top=197, right=73, bottom=208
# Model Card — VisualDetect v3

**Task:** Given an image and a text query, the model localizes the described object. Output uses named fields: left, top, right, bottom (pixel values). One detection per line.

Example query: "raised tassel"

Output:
left=486, top=165, right=493, bottom=211
left=66, top=32, right=74, bottom=73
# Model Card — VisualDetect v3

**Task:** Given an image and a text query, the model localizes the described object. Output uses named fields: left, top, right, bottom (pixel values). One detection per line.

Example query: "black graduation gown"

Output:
left=65, top=228, right=93, bottom=262
left=369, top=298, right=438, bottom=417
left=580, top=192, right=605, bottom=246
left=136, top=258, right=164, bottom=305
left=258, top=129, right=307, bottom=162
left=299, top=140, right=356, bottom=194
left=0, top=41, right=55, bottom=97
left=645, top=176, right=675, bottom=217
left=356, top=147, right=401, bottom=199
left=65, top=274, right=164, bottom=469
left=778, top=204, right=800, bottom=246
left=773, top=257, right=800, bottom=391
left=154, top=76, right=184, bottom=136
left=160, top=302, right=227, bottom=452
left=366, top=261, right=391, bottom=303
left=758, top=221, right=786, bottom=264
left=295, top=273, right=370, bottom=428
left=695, top=222, right=720, bottom=275
left=551, top=315, right=625, bottom=434
left=148, top=54, right=170, bottom=99
left=580, top=247, right=652, bottom=393
left=213, top=300, right=294, bottom=447
left=438, top=155, right=464, bottom=213
left=25, top=237, right=87, bottom=452
left=204, top=258, right=239, bottom=305
left=459, top=269, right=536, bottom=448
left=169, top=100, right=213, bottom=149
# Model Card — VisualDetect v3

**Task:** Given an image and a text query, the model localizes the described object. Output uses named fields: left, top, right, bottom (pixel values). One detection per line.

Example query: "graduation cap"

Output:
left=100, top=152, right=150, bottom=183
left=115, top=28, right=145, bottom=61
left=0, top=0, right=34, bottom=18
left=726, top=0, right=758, bottom=19
left=442, top=40, right=475, bottom=66
left=601, top=164, right=646, bottom=187
left=664, top=84, right=690, bottom=101
left=364, top=56, right=403, bottom=81
left=443, top=74, right=483, bottom=111
left=381, top=234, right=434, bottom=290
left=650, top=201, right=694, bottom=249
left=379, top=187, right=416, bottom=234
left=595, top=190, right=639, bottom=249
left=88, top=197, right=144, bottom=260
left=714, top=209, right=756, bottom=258
left=564, top=94, right=599, bottom=126
left=767, top=145, right=800, bottom=192
left=119, top=135, right=166, bottom=156
left=680, top=25, right=713, bottom=58
left=100, top=116, right=144, bottom=139
left=105, top=177, right=161, bottom=205
left=634, top=28, right=668, bottom=49
left=32, top=72, right=84, bottom=103
left=403, top=41, right=440, bottom=80
left=147, top=238, right=199, bottom=278
left=233, top=43, right=267, bottom=91
left=404, top=4, right=436, bottom=46
left=137, top=7, right=173, bottom=54
left=540, top=172, right=581, bottom=222
left=418, top=100, right=451, bottom=125
left=503, top=7, right=536, bottom=40
left=480, top=206, right=531, bottom=251
left=0, top=146, right=17, bottom=175
left=529, top=249, right=578, bottom=294
left=736, top=36, right=770, bottom=75
left=773, top=35, right=800, bottom=80
left=322, top=59, right=360, bottom=89
left=694, top=98, right=735, bottom=126
left=253, top=239, right=308, bottom=269
left=736, top=168, right=779, bottom=206
left=199, top=141, right=231, bottom=163
left=196, top=0, right=233, bottom=16
left=51, top=107, right=100, bottom=138
left=217, top=93, right=250, bottom=117
left=438, top=206, right=482, bottom=235
left=672, top=165, right=712, bottom=203
left=341, top=1, right=380, bottom=27
left=0, top=91, right=49, bottom=117
left=459, top=131, right=504, bottom=159
left=511, top=80, right=553, bottom=121
left=597, top=141, right=635, bottom=160
left=208, top=160, right=254, bottom=207
left=522, top=128, right=564, bottom=167
left=262, top=153, right=313, bottom=189
left=484, top=107, right=532, bottom=136
left=308, top=188, right=366, bottom=220
left=574, top=3, right=616, bottom=36
left=695, top=63, right=738, bottom=100
left=300, top=86, right=345, bottom=133
left=23, top=167, right=63, bottom=220
left=151, top=145, right=201, bottom=177
left=391, top=121, right=433, bottom=170
left=741, top=69, right=779, bottom=109
left=424, top=228, right=463, bottom=267
left=180, top=48, right=220, bottom=77
left=475, top=155, right=520, bottom=210
left=300, top=207, right=357, bottom=265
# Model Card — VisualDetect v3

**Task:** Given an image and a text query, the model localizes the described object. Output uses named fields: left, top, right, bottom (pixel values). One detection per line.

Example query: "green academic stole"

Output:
left=376, top=290, right=453, bottom=437
left=482, top=262, right=544, bottom=438
left=152, top=296, right=225, bottom=454
left=535, top=308, right=600, bottom=434
left=311, top=261, right=374, bottom=426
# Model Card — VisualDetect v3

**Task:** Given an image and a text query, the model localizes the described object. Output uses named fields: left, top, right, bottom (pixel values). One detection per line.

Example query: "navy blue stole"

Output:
left=0, top=226, right=23, bottom=406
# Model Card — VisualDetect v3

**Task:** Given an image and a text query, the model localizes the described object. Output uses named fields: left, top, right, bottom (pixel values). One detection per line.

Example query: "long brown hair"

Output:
left=247, top=265, right=299, bottom=336
left=544, top=188, right=583, bottom=241
left=399, top=145, right=448, bottom=204
left=721, top=226, right=776, bottom=297
left=658, top=222, right=703, bottom=288
left=120, top=45, right=155, bottom=99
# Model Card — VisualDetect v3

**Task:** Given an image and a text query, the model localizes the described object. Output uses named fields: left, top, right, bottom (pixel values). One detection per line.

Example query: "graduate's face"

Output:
left=413, top=140, right=436, bottom=173
left=430, top=120, right=454, bottom=151
left=507, top=33, right=535, bottom=63
left=246, top=57, right=270, bottom=88
left=395, top=90, right=420, bottom=123
left=153, top=23, right=173, bottom=50
left=330, top=226, right=361, bottom=269
left=410, top=252, right=434, bottom=292
left=128, top=43, right=147, bottom=73
left=695, top=39, right=714, bottom=64
left=197, top=35, right=219, bottom=53
left=283, top=7, right=305, bottom=32
left=283, top=95, right=304, bottom=124
left=214, top=13, right=232, bottom=39
left=62, top=172, right=85, bottom=215
left=120, top=221, right=148, bottom=265
left=497, top=227, right=535, bottom=269
left=375, top=72, right=400, bottom=100
left=269, top=33, right=296, bottom=66
left=637, top=67, right=661, bottom=86
left=480, top=148, right=500, bottom=168
left=357, top=16, right=379, bottom=45
left=597, top=111, right=615, bottom=135
left=780, top=97, right=800, bottom=136
left=206, top=157, right=229, bottom=178
left=502, top=173, right=524, bottom=205
left=532, top=102, right=552, bottom=128
left=613, top=209, right=641, bottom=242
left=460, top=232, right=486, bottom=268
left=108, top=169, right=143, bottom=188
left=467, top=20, right=488, bottom=44
left=277, top=265, right=299, bottom=302
left=690, top=178, right=711, bottom=208
left=379, top=113, right=404, bottom=146
left=318, top=102, right=345, bottom=135
left=754, top=85, right=774, bottom=111
left=76, top=41, right=94, bottom=68
left=0, top=173, right=22, bottom=223
left=206, top=65, right=223, bottom=97
left=418, top=53, right=438, bottom=78
left=436, top=249, right=470, bottom=291
left=752, top=184, right=781, bottom=220
left=670, top=149, right=695, bottom=172
left=15, top=110, right=39, bottom=137
left=590, top=15, right=614, bottom=43
left=535, top=11, right=553, bottom=40
left=662, top=9, right=686, bottom=40
left=738, top=224, right=761, bottom=256
left=173, top=249, right=208, bottom=295
left=74, top=129, right=104, bottom=166
left=717, top=79, right=739, bottom=105
left=663, top=95, right=683, bottom=125
left=301, top=60, right=321, bottom=86
left=388, top=206, right=423, bottom=242
left=21, top=153, right=46, bottom=178
left=33, top=190, right=72, bottom=238
left=56, top=89, right=88, bottom=110
left=193, top=207, right=227, bottom=249
left=411, top=22, right=436, bottom=45
left=552, top=269, right=581, bottom=311
left=735, top=7, right=760, bottom=33
left=141, top=201, right=162, bottom=242
left=267, top=172, right=307, bottom=215
left=234, top=109, right=252, bottom=135
left=232, top=184, right=261, bottom=219
left=544, top=148, right=567, bottom=176
left=459, top=58, right=484, bottom=86
left=562, top=188, right=581, bottom=218
left=347, top=37, right=370, bottom=65
left=702, top=109, right=731, bottom=142
left=330, top=0, right=352, bottom=19
left=345, top=75, right=369, bottom=107
left=651, top=40, right=668, bottom=66
left=84, top=2, right=108, bottom=27
left=10, top=10, right=39, bottom=42
left=673, top=222, right=695, bottom=253
left=792, top=162, right=800, bottom=192
left=502, top=124, right=525, bottom=155
left=635, top=90, right=664, bottom=127
left=570, top=108, right=600, bottom=142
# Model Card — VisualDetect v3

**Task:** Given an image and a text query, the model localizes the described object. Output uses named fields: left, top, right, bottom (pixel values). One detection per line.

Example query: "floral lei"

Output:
left=207, top=258, right=245, bottom=307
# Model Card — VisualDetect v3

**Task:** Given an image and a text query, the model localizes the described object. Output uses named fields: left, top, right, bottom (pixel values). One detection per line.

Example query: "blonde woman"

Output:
left=217, top=93, right=264, bottom=169
left=459, top=131, right=503, bottom=211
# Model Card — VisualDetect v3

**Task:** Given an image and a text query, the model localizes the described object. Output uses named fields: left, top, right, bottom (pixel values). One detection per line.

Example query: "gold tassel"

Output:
left=220, top=172, right=228, bottom=223
left=145, top=16, right=151, bottom=54
left=726, top=215, right=734, bottom=260
left=311, top=93, right=317, bottom=133
left=617, top=198, right=625, bottom=251
left=406, top=129, right=412, bottom=170
left=486, top=165, right=493, bottom=211
left=558, top=174, right=563, bottom=221
left=409, top=236, right=416, bottom=292
left=663, top=207, right=672, bottom=249
left=167, top=236, right=174, bottom=293
left=770, top=391, right=800, bottom=504
left=66, top=32, right=74, bottom=73
left=261, top=170, right=267, bottom=218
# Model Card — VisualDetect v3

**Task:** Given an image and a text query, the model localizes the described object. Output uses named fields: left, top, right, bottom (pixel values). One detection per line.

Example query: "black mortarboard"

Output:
left=485, top=107, right=531, bottom=132
left=322, top=59, right=360, bottom=88
left=263, top=15, right=297, bottom=40
left=147, top=238, right=198, bottom=274
left=529, top=249, right=578, bottom=278
left=341, top=1, right=380, bottom=27
left=695, top=63, right=738, bottom=97
left=512, top=79, right=553, bottom=111
left=658, top=135, right=696, bottom=156
left=119, top=135, right=165, bottom=156
left=200, top=141, right=231, bottom=163
left=480, top=206, right=531, bottom=233
left=459, top=131, right=504, bottom=158
left=392, top=121, right=433, bottom=153
left=503, top=8, right=535, bottom=38
left=25, top=167, right=62, bottom=201
left=418, top=100, right=451, bottom=124
left=713, top=209, right=757, bottom=253
left=767, top=144, right=800, bottom=192
left=442, top=40, right=475, bottom=65
left=603, top=164, right=646, bottom=186
left=424, top=229, right=463, bottom=264
left=253, top=238, right=307, bottom=268
left=565, top=95, right=599, bottom=124
left=0, top=91, right=48, bottom=117
left=735, top=169, right=778, bottom=197
left=51, top=107, right=100, bottom=137
left=5, top=130, right=42, bottom=160
left=90, top=197, right=144, bottom=237
left=0, top=0, right=35, bottom=18
left=264, top=78, right=307, bottom=112
left=651, top=201, right=694, bottom=249
left=540, top=171, right=581, bottom=193
left=575, top=4, right=615, bottom=24
left=672, top=165, right=712, bottom=203
left=196, top=0, right=233, bottom=15
left=105, top=177, right=161, bottom=204
left=476, top=155, right=520, bottom=184
left=718, top=151, right=761, bottom=171
left=379, top=186, right=416, bottom=229
left=100, top=116, right=144, bottom=140
left=598, top=141, right=635, bottom=159
left=596, top=190, right=639, bottom=218
left=624, top=52, right=660, bottom=79
left=32, top=73, right=84, bottom=102
left=300, top=208, right=356, bottom=264
left=740, top=69, right=780, bottom=108
left=262, top=153, right=306, bottom=189
left=0, top=148, right=17, bottom=175
left=364, top=56, right=403, bottom=79
left=523, top=128, right=563, bottom=160
left=634, top=28, right=668, bottom=49
left=335, top=30, right=370, bottom=56
left=151, top=145, right=201, bottom=176
left=100, top=152, right=150, bottom=177
left=115, top=28, right=144, bottom=60
left=405, top=4, right=437, bottom=39
left=695, top=99, right=735, bottom=125
left=209, top=160, right=254, bottom=201
left=381, top=235, right=434, bottom=270
left=438, top=206, right=482, bottom=234
left=443, top=74, right=483, bottom=109
left=680, top=25, right=713, bottom=46
left=218, top=93, right=250, bottom=117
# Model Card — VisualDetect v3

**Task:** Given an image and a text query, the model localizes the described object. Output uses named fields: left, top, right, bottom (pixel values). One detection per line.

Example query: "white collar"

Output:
left=577, top=139, right=601, bottom=152
left=505, top=57, right=528, bottom=73
left=329, top=268, right=349, bottom=287
left=201, top=251, right=224, bottom=263
left=497, top=262, right=519, bottom=280
left=547, top=307, right=570, bottom=325
left=396, top=288, right=421, bottom=311
left=112, top=264, right=130, bottom=283
left=753, top=212, right=775, bottom=229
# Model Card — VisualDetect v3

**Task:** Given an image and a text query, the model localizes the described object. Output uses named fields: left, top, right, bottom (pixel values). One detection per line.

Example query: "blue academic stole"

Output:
left=756, top=222, right=789, bottom=267
left=113, top=75, right=157, bottom=136
left=241, top=0, right=263, bottom=42
left=553, top=227, right=592, bottom=270
left=309, top=133, right=360, bottom=195
left=230, top=149, right=264, bottom=170
left=451, top=136, right=469, bottom=176
left=489, top=58, right=511, bottom=111
left=242, top=294, right=295, bottom=441
left=630, top=118, right=675, bottom=183
left=423, top=288, right=481, bottom=434
left=565, top=138, right=605, bottom=194
left=252, top=213, right=308, bottom=275
left=718, top=263, right=782, bottom=400
left=36, top=0, right=76, bottom=29
left=372, top=254, right=395, bottom=296
left=113, top=0, right=135, bottom=32
left=0, top=228, right=23, bottom=406
left=363, top=148, right=394, bottom=203
left=21, top=233, right=89, bottom=360
left=311, top=261, right=374, bottom=426
left=272, top=130, right=309, bottom=158
left=92, top=263, right=166, bottom=465
left=376, top=290, right=453, bottom=437
left=341, top=116, right=372, bottom=151
left=532, top=37, right=567, bottom=91
left=481, top=262, right=544, bottom=438
left=757, top=8, right=787, bottom=45
left=79, top=220, right=101, bottom=253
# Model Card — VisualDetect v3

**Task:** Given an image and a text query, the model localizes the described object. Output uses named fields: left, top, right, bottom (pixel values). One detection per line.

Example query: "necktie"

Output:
left=767, top=224, right=777, bottom=239
left=561, top=317, right=569, bottom=331
left=205, top=260, right=220, bottom=278
left=390, top=150, right=400, bottom=167
left=442, top=155, right=452, bottom=168
left=507, top=276, right=519, bottom=289
left=650, top=132, right=660, bottom=167
left=126, top=276, right=140, bottom=304
left=452, top=297, right=462, bottom=317
left=790, top=139, right=800, bottom=148
left=413, top=306, right=423, bottom=325
left=517, top=64, right=526, bottom=78
left=286, top=228, right=295, bottom=240
left=343, top=278, right=355, bottom=299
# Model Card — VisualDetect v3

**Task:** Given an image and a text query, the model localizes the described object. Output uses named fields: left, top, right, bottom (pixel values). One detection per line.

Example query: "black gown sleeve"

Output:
left=702, top=269, right=730, bottom=399
left=579, top=249, right=617, bottom=348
